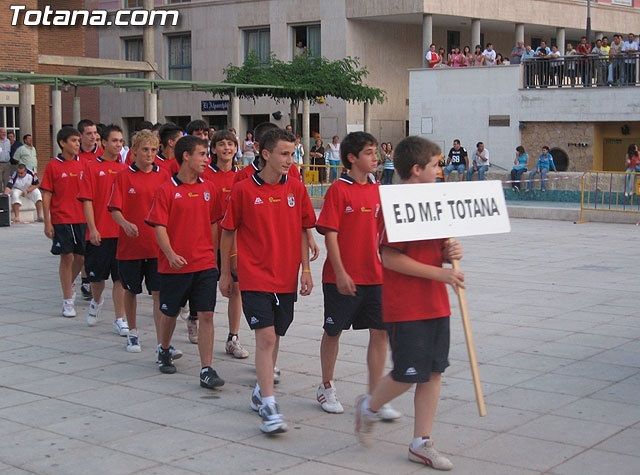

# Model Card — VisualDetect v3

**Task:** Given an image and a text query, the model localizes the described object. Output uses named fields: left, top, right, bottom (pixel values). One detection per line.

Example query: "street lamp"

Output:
left=586, top=0, right=592, bottom=43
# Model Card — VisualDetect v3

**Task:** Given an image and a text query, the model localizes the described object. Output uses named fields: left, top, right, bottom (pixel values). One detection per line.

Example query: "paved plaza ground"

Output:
left=0, top=218, right=639, bottom=474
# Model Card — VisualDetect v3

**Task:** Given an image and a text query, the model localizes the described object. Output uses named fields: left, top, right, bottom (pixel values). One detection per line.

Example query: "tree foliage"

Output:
left=223, top=53, right=385, bottom=105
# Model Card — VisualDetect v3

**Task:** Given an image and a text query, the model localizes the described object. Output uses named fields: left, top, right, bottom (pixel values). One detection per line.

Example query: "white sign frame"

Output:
left=379, top=180, right=510, bottom=243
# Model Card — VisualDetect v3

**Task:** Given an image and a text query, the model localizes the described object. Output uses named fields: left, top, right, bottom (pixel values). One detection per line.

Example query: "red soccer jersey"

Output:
left=125, top=149, right=134, bottom=165
left=316, top=173, right=383, bottom=285
left=77, top=157, right=127, bottom=239
left=108, top=163, right=170, bottom=260
left=40, top=155, right=86, bottom=224
left=220, top=172, right=316, bottom=293
left=146, top=176, right=223, bottom=274
left=380, top=226, right=450, bottom=323
left=155, top=154, right=180, bottom=176
left=235, top=158, right=302, bottom=184
left=78, top=144, right=104, bottom=163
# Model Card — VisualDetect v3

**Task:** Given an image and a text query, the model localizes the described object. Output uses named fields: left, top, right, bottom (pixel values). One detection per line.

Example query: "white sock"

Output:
left=262, top=395, right=275, bottom=406
left=363, top=395, right=377, bottom=415
left=115, top=317, right=126, bottom=322
left=254, top=383, right=261, bottom=393
left=63, top=298, right=74, bottom=304
left=411, top=436, right=430, bottom=449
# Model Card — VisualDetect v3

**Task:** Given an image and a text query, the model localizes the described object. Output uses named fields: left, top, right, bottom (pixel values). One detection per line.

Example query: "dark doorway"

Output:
left=550, top=147, right=569, bottom=171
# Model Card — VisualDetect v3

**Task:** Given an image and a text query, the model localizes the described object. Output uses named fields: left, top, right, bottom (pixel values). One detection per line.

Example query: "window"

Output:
left=293, top=24, right=321, bottom=58
left=0, top=106, right=19, bottom=136
left=124, top=0, right=142, bottom=7
left=168, top=34, right=192, bottom=80
left=447, top=30, right=460, bottom=53
left=167, top=0, right=190, bottom=3
left=244, top=28, right=271, bottom=63
left=124, top=37, right=144, bottom=78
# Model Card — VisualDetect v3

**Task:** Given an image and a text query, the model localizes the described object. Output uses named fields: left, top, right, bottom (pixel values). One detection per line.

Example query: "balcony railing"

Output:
left=522, top=53, right=640, bottom=89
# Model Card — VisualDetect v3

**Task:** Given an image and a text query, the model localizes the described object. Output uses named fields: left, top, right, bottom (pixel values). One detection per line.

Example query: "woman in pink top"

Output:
left=473, top=45, right=485, bottom=66
left=463, top=46, right=473, bottom=67
left=450, top=48, right=465, bottom=67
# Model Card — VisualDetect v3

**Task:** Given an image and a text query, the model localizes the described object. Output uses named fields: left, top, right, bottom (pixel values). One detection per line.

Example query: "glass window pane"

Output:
left=307, top=25, right=321, bottom=57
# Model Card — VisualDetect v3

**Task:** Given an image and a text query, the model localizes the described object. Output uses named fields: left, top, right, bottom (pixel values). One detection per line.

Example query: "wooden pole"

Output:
left=452, top=259, right=487, bottom=417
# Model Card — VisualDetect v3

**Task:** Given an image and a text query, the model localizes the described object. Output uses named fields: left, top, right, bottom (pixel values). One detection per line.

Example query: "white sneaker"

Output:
left=378, top=403, right=402, bottom=421
left=316, top=381, right=344, bottom=414
left=155, top=344, right=183, bottom=363
left=408, top=439, right=453, bottom=470
left=354, top=395, right=377, bottom=447
left=85, top=299, right=104, bottom=327
left=225, top=336, right=250, bottom=359
left=258, top=402, right=288, bottom=434
left=112, top=319, right=130, bottom=336
left=250, top=384, right=262, bottom=412
left=62, top=299, right=76, bottom=318
left=126, top=332, right=142, bottom=353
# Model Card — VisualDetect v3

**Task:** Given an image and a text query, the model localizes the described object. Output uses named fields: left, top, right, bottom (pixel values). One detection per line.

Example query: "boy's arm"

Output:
left=325, top=231, right=356, bottom=296
left=82, top=200, right=101, bottom=245
left=381, top=246, right=464, bottom=289
left=306, top=228, right=320, bottom=261
left=42, top=190, right=53, bottom=238
left=154, top=226, right=186, bottom=269
left=219, top=229, right=235, bottom=297
left=110, top=210, right=138, bottom=237
left=300, top=229, right=313, bottom=296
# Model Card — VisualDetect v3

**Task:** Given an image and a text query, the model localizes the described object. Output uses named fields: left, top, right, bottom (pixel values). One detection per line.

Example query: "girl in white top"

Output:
left=242, top=131, right=256, bottom=166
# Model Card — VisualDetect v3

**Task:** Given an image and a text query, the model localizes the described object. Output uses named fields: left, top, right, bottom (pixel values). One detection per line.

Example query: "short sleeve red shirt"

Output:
left=146, top=176, right=223, bottom=274
left=77, top=157, right=127, bottom=239
left=380, top=225, right=450, bottom=323
left=316, top=174, right=383, bottom=285
left=202, top=164, right=237, bottom=205
left=124, top=149, right=134, bottom=165
left=78, top=144, right=104, bottom=163
left=155, top=154, right=180, bottom=176
left=40, top=155, right=86, bottom=224
left=220, top=172, right=316, bottom=293
left=108, top=163, right=170, bottom=260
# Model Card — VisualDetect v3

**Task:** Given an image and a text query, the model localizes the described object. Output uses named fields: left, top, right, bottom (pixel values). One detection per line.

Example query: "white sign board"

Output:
left=379, top=180, right=510, bottom=243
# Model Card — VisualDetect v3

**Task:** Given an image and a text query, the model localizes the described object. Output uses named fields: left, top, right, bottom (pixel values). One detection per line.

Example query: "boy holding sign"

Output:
left=354, top=136, right=464, bottom=471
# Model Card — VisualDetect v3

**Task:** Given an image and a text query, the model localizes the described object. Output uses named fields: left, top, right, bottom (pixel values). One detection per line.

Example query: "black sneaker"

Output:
left=158, top=347, right=176, bottom=374
left=80, top=282, right=92, bottom=300
left=200, top=367, right=225, bottom=389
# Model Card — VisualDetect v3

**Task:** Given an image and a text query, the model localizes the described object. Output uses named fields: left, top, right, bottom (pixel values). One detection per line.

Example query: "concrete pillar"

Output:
left=363, top=102, right=371, bottom=133
left=18, top=83, right=32, bottom=136
left=144, top=90, right=158, bottom=124
left=302, top=98, right=310, bottom=165
left=515, top=23, right=525, bottom=44
left=471, top=19, right=481, bottom=48
left=51, top=88, right=62, bottom=156
left=230, top=93, right=240, bottom=135
left=143, top=0, right=156, bottom=122
left=556, top=27, right=566, bottom=55
left=422, top=14, right=433, bottom=68
left=72, top=88, right=81, bottom=127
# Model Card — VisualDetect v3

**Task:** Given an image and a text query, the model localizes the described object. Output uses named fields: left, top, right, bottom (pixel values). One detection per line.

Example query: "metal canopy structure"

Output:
left=0, top=71, right=283, bottom=95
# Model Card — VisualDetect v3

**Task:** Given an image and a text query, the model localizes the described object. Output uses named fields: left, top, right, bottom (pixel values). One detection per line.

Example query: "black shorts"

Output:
left=85, top=238, right=119, bottom=282
left=242, top=291, right=296, bottom=336
left=387, top=317, right=450, bottom=384
left=216, top=249, right=238, bottom=283
left=51, top=224, right=86, bottom=256
left=119, top=258, right=160, bottom=295
left=323, top=284, right=384, bottom=336
left=159, top=268, right=218, bottom=317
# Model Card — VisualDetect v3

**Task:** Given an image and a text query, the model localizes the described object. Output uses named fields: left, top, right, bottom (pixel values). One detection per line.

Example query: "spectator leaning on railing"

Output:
left=622, top=33, right=638, bottom=85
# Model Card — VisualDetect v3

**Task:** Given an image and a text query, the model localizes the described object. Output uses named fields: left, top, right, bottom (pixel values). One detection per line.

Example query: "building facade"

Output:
left=97, top=0, right=640, bottom=150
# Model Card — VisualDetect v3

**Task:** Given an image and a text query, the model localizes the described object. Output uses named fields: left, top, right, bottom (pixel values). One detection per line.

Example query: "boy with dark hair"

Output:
left=109, top=130, right=177, bottom=354
left=77, top=124, right=127, bottom=331
left=156, top=124, right=182, bottom=176
left=146, top=135, right=225, bottom=388
left=200, top=130, right=249, bottom=358
left=444, top=139, right=467, bottom=182
left=185, top=120, right=209, bottom=140
left=315, top=131, right=401, bottom=419
left=355, top=136, right=464, bottom=471
left=41, top=126, right=87, bottom=318
left=219, top=128, right=316, bottom=434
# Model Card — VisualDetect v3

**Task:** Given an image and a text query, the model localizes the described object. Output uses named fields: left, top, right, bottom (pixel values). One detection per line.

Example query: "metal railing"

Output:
left=523, top=52, right=640, bottom=89
left=579, top=171, right=640, bottom=222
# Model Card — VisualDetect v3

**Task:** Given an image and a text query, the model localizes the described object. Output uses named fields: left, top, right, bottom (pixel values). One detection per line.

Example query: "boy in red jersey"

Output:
left=156, top=124, right=181, bottom=176
left=146, top=135, right=225, bottom=388
left=77, top=125, right=127, bottom=332
left=41, top=127, right=87, bottom=318
left=354, top=136, right=464, bottom=471
left=108, top=131, right=179, bottom=356
left=219, top=128, right=315, bottom=434
left=315, top=131, right=399, bottom=421
left=200, top=130, right=250, bottom=359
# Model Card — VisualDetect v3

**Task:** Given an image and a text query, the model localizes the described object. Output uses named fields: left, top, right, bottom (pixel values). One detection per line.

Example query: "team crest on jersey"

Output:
left=287, top=193, right=295, bottom=208
left=204, top=192, right=211, bottom=201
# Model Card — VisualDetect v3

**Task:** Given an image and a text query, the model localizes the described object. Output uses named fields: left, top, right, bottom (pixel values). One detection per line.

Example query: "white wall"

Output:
left=409, top=65, right=640, bottom=170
